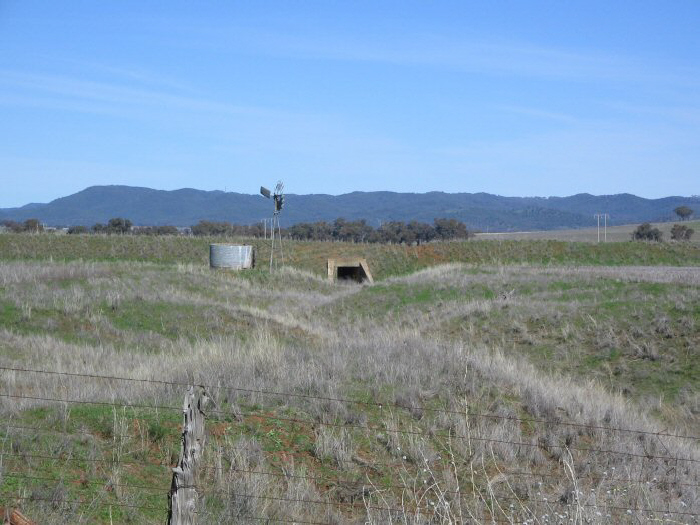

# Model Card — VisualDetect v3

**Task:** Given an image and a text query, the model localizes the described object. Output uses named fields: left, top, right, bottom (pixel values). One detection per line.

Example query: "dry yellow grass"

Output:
left=0, top=255, right=698, bottom=523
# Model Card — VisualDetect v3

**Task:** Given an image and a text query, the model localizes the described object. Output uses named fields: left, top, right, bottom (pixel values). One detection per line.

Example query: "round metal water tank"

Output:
left=209, top=244, right=254, bottom=270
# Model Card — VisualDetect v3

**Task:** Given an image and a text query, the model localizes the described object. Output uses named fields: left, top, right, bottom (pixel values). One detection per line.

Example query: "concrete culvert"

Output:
left=327, top=258, right=373, bottom=284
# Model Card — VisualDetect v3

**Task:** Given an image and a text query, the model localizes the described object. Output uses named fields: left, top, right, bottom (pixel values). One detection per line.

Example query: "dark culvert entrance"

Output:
left=327, top=258, right=374, bottom=284
left=337, top=264, right=366, bottom=283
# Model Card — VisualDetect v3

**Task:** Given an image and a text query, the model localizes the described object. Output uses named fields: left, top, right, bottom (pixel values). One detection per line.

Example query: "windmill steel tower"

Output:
left=260, top=181, right=285, bottom=271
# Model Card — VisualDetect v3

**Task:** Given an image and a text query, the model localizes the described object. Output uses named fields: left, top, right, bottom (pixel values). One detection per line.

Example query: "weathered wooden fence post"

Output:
left=167, top=385, right=208, bottom=525
left=0, top=506, right=35, bottom=525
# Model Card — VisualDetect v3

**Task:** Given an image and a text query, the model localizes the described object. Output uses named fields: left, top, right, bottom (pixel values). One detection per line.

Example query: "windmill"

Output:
left=260, top=181, right=285, bottom=271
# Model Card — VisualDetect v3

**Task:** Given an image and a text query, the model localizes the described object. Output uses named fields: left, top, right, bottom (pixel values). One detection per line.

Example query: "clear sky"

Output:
left=1, top=1, right=699, bottom=207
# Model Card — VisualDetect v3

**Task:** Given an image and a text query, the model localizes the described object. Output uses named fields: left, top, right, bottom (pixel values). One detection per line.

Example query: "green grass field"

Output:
left=0, top=234, right=698, bottom=523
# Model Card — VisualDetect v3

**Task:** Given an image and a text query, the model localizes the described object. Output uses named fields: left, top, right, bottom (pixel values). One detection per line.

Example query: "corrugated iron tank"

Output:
left=209, top=244, right=254, bottom=270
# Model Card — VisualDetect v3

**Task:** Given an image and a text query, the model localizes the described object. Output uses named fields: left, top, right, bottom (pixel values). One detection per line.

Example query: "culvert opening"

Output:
left=337, top=265, right=366, bottom=282
left=327, top=258, right=374, bottom=284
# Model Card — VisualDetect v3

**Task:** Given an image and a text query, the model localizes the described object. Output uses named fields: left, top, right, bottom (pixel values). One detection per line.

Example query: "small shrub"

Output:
left=147, top=420, right=168, bottom=442
left=632, top=222, right=663, bottom=242
left=671, top=224, right=694, bottom=241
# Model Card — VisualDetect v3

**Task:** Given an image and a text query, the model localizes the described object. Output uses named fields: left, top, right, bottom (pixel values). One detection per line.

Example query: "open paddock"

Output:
left=0, top=236, right=698, bottom=523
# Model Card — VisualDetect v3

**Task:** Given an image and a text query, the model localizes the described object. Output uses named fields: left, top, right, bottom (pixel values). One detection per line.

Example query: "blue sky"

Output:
left=1, top=1, right=699, bottom=207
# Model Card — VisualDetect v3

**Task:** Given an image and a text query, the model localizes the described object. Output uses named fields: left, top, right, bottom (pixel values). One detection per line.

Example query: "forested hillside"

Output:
left=1, top=185, right=697, bottom=231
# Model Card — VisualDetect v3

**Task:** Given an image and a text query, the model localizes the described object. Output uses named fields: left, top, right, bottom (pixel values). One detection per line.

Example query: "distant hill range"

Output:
left=1, top=186, right=697, bottom=232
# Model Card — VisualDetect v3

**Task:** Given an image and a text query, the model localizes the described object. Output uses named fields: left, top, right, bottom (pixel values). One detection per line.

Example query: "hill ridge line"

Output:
left=1, top=185, right=697, bottom=231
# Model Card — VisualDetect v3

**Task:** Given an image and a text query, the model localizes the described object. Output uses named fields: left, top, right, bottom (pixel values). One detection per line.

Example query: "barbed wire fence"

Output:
left=1, top=365, right=699, bottom=524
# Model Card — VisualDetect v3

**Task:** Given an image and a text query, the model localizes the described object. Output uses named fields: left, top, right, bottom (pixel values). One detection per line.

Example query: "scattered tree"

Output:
left=106, top=217, right=132, bottom=234
left=191, top=220, right=234, bottom=236
left=671, top=224, right=694, bottom=241
left=1, top=220, right=24, bottom=233
left=133, top=225, right=179, bottom=235
left=23, top=218, right=43, bottom=233
left=632, top=223, right=663, bottom=242
left=155, top=225, right=179, bottom=235
left=288, top=221, right=334, bottom=241
left=1, top=219, right=43, bottom=233
left=408, top=221, right=436, bottom=245
left=434, top=218, right=470, bottom=240
left=674, top=206, right=694, bottom=221
left=331, top=218, right=374, bottom=242
left=67, top=225, right=88, bottom=234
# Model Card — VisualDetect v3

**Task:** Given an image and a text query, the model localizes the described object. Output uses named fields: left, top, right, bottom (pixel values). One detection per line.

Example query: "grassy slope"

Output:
left=349, top=266, right=700, bottom=419
left=0, top=237, right=699, bottom=523
left=1, top=232, right=700, bottom=279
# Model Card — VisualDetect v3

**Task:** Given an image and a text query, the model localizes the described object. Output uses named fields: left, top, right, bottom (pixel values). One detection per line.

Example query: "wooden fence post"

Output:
left=0, top=506, right=35, bottom=525
left=167, top=385, right=208, bottom=525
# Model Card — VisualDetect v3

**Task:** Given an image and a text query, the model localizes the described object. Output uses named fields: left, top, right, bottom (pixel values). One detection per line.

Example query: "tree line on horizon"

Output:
left=193, top=217, right=473, bottom=243
left=1, top=217, right=473, bottom=244
left=3, top=205, right=694, bottom=243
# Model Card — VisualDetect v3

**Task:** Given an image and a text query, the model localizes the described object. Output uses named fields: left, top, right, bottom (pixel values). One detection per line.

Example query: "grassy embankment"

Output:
left=1, top=231, right=699, bottom=278
left=0, top=234, right=698, bottom=523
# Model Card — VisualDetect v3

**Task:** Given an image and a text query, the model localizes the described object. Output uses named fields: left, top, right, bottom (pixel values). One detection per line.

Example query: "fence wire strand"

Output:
left=2, top=364, right=697, bottom=442
left=1, top=365, right=699, bottom=522
left=2, top=391, right=696, bottom=464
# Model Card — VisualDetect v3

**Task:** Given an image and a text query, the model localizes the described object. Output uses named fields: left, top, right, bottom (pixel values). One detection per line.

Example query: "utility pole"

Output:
left=594, top=213, right=610, bottom=242
left=604, top=213, right=609, bottom=242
